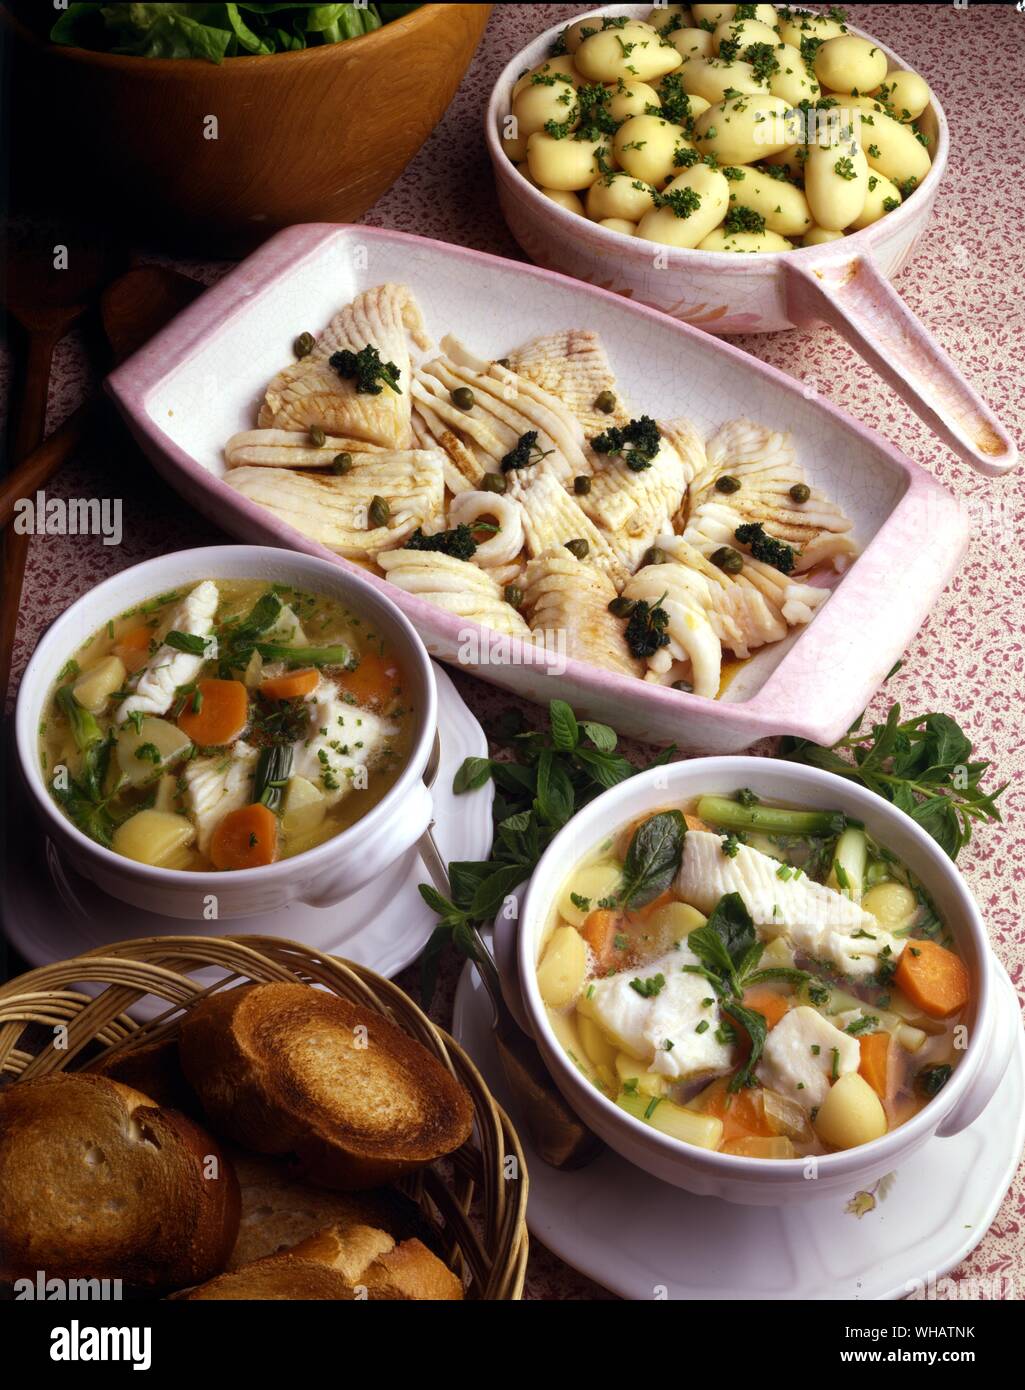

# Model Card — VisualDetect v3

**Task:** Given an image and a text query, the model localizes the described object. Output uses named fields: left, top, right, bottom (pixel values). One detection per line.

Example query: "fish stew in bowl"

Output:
left=538, top=793, right=970, bottom=1159
left=39, top=579, right=413, bottom=872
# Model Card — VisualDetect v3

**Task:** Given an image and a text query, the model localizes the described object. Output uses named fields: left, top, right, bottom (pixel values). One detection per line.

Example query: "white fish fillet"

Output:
left=676, top=830, right=905, bottom=978
left=622, top=564, right=722, bottom=698
left=224, top=429, right=386, bottom=470
left=688, top=419, right=858, bottom=572
left=511, top=470, right=629, bottom=590
left=757, top=1007, right=860, bottom=1109
left=578, top=435, right=688, bottom=570
left=659, top=417, right=707, bottom=493
left=524, top=549, right=643, bottom=679
left=224, top=451, right=444, bottom=558
left=116, top=581, right=219, bottom=723
left=377, top=549, right=532, bottom=639
left=291, top=684, right=397, bottom=808
left=257, top=284, right=430, bottom=450
left=412, top=406, right=485, bottom=493
left=183, top=740, right=258, bottom=854
left=505, top=328, right=632, bottom=437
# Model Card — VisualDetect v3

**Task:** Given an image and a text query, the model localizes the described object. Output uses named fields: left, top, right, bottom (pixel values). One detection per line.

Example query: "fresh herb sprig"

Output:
left=781, top=683, right=1006, bottom=860
left=418, top=699, right=674, bottom=1003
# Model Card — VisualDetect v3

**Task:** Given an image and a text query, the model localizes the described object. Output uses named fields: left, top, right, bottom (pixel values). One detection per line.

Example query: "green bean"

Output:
left=695, top=795, right=847, bottom=836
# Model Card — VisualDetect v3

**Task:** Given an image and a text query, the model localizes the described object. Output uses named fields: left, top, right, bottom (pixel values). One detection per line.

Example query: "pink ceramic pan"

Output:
left=486, top=4, right=1017, bottom=477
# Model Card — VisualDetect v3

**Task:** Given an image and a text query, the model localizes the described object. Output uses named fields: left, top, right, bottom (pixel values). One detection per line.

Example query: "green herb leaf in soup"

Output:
left=619, top=810, right=686, bottom=909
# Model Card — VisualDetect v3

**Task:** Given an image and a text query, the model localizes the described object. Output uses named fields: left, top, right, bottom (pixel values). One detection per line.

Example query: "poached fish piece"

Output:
left=183, top=739, right=258, bottom=854
left=224, top=450, right=444, bottom=559
left=577, top=434, right=688, bottom=571
left=224, top=429, right=385, bottom=469
left=505, top=328, right=631, bottom=437
left=377, top=548, right=532, bottom=640
left=257, top=284, right=430, bottom=450
left=116, top=581, right=219, bottom=723
left=524, top=549, right=643, bottom=680
left=511, top=470, right=629, bottom=590
left=622, top=563, right=722, bottom=699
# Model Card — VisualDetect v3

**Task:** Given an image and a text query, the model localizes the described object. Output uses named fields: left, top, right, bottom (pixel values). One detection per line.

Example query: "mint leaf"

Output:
left=619, top=810, right=685, bottom=909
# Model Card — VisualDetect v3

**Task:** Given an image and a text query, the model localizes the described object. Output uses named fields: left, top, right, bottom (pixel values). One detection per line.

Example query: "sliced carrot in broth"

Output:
left=695, top=1077, right=774, bottom=1141
left=859, top=1030, right=893, bottom=1100
left=579, top=908, right=622, bottom=974
left=259, top=668, right=320, bottom=701
left=894, top=938, right=969, bottom=1019
left=337, top=649, right=402, bottom=709
left=741, top=987, right=791, bottom=1031
left=210, top=803, right=278, bottom=871
left=177, top=678, right=249, bottom=747
left=114, top=625, right=153, bottom=672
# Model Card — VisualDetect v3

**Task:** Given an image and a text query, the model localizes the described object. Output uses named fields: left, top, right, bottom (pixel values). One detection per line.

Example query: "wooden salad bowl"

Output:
left=4, top=4, right=491, bottom=254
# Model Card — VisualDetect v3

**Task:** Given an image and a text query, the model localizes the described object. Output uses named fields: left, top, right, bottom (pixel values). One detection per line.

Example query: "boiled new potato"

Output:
left=849, top=169, right=902, bottom=229
left=112, top=809, right=195, bottom=868
left=814, top=35, right=888, bottom=97
left=804, top=137, right=869, bottom=230
left=512, top=73, right=580, bottom=138
left=574, top=23, right=681, bottom=84
left=712, top=17, right=779, bottom=55
left=546, top=1008, right=610, bottom=1090
left=542, top=187, right=586, bottom=214
left=692, top=92, right=797, bottom=164
left=608, top=79, right=662, bottom=123
left=526, top=130, right=607, bottom=190
left=586, top=170, right=657, bottom=222
left=778, top=12, right=846, bottom=48
left=814, top=1072, right=888, bottom=1150
left=614, top=113, right=689, bottom=185
left=537, top=924, right=588, bottom=1008
left=679, top=57, right=768, bottom=104
left=577, top=1012, right=618, bottom=1071
left=846, top=95, right=931, bottom=189
left=501, top=130, right=528, bottom=163
left=648, top=900, right=706, bottom=941
left=697, top=227, right=793, bottom=252
left=636, top=163, right=730, bottom=247
left=721, top=163, right=812, bottom=235
left=665, top=26, right=714, bottom=61
left=863, top=880, right=918, bottom=931
left=600, top=217, right=638, bottom=235
left=116, top=716, right=192, bottom=788
left=282, top=775, right=327, bottom=837
left=768, top=42, right=820, bottom=107
left=874, top=68, right=931, bottom=122
left=512, top=55, right=577, bottom=98
left=72, top=655, right=127, bottom=715
left=802, top=225, right=845, bottom=245
left=691, top=2, right=778, bottom=23
left=762, top=142, right=810, bottom=181
left=558, top=858, right=622, bottom=926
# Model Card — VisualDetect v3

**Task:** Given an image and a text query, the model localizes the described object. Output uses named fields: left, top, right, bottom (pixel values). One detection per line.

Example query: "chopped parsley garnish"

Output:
left=624, top=595, right=670, bottom=659
left=571, top=892, right=592, bottom=912
left=500, top=430, right=553, bottom=472
left=590, top=415, right=661, bottom=471
left=329, top=345, right=401, bottom=396
left=629, top=972, right=666, bottom=999
left=405, top=524, right=477, bottom=561
left=733, top=521, right=796, bottom=573
left=721, top=833, right=741, bottom=859
left=723, top=205, right=766, bottom=234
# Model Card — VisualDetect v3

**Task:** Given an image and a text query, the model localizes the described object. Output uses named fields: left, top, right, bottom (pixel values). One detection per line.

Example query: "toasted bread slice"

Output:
left=227, top=1150, right=435, bottom=1269
left=174, top=1223, right=462, bottom=1301
left=0, top=1074, right=240, bottom=1291
left=178, top=983, right=473, bottom=1189
left=89, top=1036, right=201, bottom=1118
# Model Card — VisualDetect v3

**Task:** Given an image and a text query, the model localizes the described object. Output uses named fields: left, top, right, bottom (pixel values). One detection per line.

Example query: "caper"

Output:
left=294, top=331, right=315, bottom=358
left=608, top=596, right=637, bottom=618
left=368, top=495, right=390, bottom=528
left=671, top=679, right=694, bottom=693
left=309, top=425, right=326, bottom=448
left=711, top=545, right=744, bottom=574
left=789, top=482, right=811, bottom=504
left=595, top=389, right=617, bottom=415
left=482, top=472, right=507, bottom=495
left=715, top=474, right=741, bottom=494
left=642, top=545, right=668, bottom=567
left=451, top=386, right=475, bottom=411
left=565, top=538, right=589, bottom=560
left=504, top=584, right=524, bottom=609
left=331, top=452, right=353, bottom=475
left=573, top=475, right=592, bottom=495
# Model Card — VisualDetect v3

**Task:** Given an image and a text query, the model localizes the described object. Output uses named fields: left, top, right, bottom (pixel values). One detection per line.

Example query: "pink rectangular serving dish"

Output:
left=106, top=224, right=968, bottom=752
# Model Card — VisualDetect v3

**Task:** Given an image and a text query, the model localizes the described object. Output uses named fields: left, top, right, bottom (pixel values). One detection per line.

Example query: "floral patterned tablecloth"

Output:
left=2, top=3, right=1022, bottom=1300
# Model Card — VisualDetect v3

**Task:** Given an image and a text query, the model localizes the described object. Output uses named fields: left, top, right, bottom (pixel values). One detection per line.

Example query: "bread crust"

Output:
left=178, top=984, right=474, bottom=1189
left=0, top=1074, right=240, bottom=1291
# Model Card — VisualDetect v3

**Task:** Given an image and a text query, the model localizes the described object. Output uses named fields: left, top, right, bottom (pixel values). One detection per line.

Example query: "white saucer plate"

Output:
left=2, top=664, right=491, bottom=983
left=453, top=958, right=1025, bottom=1301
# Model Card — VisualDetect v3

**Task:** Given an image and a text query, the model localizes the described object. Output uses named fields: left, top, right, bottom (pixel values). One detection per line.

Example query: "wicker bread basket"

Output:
left=0, top=934, right=528, bottom=1300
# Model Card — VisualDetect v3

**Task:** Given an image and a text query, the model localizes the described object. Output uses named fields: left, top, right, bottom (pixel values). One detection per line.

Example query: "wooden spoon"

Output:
left=1, top=266, right=203, bottom=705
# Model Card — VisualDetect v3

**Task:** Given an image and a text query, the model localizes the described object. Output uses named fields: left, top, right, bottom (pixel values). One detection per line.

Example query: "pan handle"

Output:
left=783, top=253, right=1017, bottom=477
